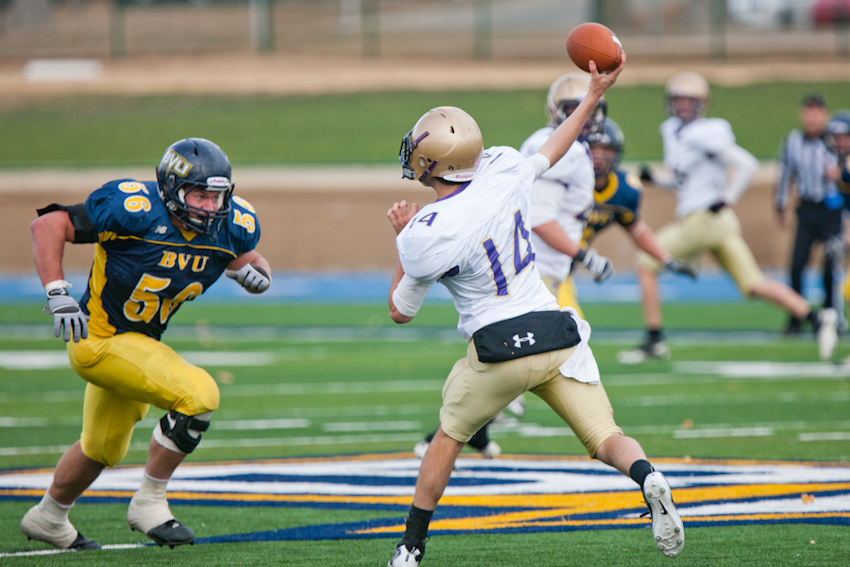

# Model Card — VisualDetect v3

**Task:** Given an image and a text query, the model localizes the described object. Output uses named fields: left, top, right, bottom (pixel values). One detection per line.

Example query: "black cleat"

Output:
left=138, top=519, right=195, bottom=548
left=69, top=531, right=102, bottom=550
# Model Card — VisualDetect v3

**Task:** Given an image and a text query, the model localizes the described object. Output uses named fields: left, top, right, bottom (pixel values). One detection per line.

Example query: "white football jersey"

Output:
left=520, top=127, right=594, bottom=281
left=661, top=116, right=739, bottom=218
left=396, top=146, right=559, bottom=340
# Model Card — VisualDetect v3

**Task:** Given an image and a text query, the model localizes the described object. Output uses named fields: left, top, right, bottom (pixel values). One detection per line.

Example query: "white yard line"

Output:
left=0, top=544, right=147, bottom=558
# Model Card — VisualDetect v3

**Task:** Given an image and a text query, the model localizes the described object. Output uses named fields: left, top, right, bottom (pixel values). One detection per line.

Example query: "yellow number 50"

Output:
left=123, top=274, right=203, bottom=325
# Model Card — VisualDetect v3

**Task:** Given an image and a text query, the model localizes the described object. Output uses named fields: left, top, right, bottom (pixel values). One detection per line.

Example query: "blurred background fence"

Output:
left=1, top=0, right=849, bottom=61
left=1, top=0, right=849, bottom=275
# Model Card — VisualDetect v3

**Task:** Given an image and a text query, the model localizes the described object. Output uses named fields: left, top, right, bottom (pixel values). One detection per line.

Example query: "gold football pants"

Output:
left=440, top=340, right=621, bottom=457
left=67, top=332, right=220, bottom=466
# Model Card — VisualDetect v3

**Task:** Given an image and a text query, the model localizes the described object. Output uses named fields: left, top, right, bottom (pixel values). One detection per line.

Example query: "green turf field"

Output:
left=1, top=81, right=848, bottom=168
left=1, top=301, right=849, bottom=565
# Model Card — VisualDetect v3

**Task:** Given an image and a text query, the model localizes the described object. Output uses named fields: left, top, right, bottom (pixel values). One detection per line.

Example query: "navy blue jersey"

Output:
left=582, top=170, right=642, bottom=245
left=79, top=179, right=260, bottom=340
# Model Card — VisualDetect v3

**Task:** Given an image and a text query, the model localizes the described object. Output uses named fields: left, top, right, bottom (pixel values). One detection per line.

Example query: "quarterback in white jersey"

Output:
left=395, top=145, right=556, bottom=339
left=385, top=57, right=685, bottom=567
left=626, top=71, right=838, bottom=365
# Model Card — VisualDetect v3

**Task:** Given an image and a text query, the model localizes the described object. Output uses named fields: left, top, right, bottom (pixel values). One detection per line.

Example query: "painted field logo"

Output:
left=2, top=454, right=849, bottom=545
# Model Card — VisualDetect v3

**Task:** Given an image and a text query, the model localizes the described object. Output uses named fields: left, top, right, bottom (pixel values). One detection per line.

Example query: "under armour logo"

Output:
left=155, top=225, right=168, bottom=234
left=513, top=332, right=536, bottom=348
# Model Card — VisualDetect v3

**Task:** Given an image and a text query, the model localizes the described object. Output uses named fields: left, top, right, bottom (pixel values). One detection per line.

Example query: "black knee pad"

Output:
left=159, top=410, right=210, bottom=454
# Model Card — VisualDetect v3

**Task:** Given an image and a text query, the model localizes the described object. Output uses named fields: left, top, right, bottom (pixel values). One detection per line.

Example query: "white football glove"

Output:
left=44, top=290, right=89, bottom=343
left=575, top=248, right=613, bottom=284
left=225, top=263, right=271, bottom=293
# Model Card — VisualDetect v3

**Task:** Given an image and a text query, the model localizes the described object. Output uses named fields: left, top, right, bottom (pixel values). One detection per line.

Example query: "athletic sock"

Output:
left=138, top=473, right=169, bottom=499
left=401, top=505, right=433, bottom=549
left=43, top=492, right=73, bottom=522
left=647, top=328, right=663, bottom=344
left=806, top=310, right=820, bottom=332
left=467, top=426, right=491, bottom=451
left=629, top=459, right=655, bottom=488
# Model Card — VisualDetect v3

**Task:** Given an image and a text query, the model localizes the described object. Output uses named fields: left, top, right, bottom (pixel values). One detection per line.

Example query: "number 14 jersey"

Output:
left=396, top=146, right=558, bottom=341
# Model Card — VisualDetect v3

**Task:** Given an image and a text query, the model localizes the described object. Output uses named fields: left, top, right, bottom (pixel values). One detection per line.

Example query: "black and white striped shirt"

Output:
left=775, top=129, right=838, bottom=210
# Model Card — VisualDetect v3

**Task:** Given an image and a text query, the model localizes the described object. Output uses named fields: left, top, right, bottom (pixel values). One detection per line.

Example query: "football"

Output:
left=566, top=22, right=623, bottom=73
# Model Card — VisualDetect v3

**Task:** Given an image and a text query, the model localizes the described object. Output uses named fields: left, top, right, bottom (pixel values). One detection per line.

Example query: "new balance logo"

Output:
left=513, top=333, right=536, bottom=348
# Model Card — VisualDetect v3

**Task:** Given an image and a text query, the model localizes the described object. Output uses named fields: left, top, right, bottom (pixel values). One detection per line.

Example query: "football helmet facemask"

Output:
left=587, top=117, right=625, bottom=178
left=399, top=106, right=483, bottom=183
left=665, top=71, right=710, bottom=121
left=546, top=72, right=607, bottom=141
left=156, top=138, right=234, bottom=236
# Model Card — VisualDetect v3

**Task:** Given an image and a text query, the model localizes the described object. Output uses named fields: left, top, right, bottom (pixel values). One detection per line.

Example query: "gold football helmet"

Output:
left=665, top=71, right=710, bottom=119
left=399, top=106, right=483, bottom=183
left=545, top=72, right=606, bottom=140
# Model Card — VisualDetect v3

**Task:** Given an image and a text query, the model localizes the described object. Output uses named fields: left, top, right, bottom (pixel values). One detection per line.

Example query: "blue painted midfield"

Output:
left=0, top=269, right=826, bottom=304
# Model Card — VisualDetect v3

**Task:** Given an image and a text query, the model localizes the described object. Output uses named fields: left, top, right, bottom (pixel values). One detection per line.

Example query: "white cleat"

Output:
left=412, top=440, right=430, bottom=460
left=642, top=471, right=684, bottom=558
left=617, top=341, right=669, bottom=365
left=480, top=440, right=501, bottom=459
left=388, top=543, right=422, bottom=566
left=817, top=308, right=839, bottom=361
left=20, top=503, right=101, bottom=550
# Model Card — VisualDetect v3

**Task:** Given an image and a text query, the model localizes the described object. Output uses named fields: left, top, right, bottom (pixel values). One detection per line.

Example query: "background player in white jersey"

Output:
left=565, top=117, right=696, bottom=351
left=386, top=57, right=685, bottom=567
left=21, top=138, right=271, bottom=550
left=634, top=71, right=838, bottom=363
left=520, top=72, right=613, bottom=314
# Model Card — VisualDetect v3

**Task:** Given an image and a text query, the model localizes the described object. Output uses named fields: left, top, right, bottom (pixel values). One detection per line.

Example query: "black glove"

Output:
left=576, top=248, right=613, bottom=284
left=44, top=288, right=89, bottom=342
left=665, top=258, right=697, bottom=279
left=708, top=201, right=726, bottom=213
left=639, top=165, right=653, bottom=183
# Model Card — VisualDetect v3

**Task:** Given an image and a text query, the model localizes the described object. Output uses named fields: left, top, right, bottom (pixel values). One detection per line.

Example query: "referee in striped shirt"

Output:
left=775, top=93, right=843, bottom=334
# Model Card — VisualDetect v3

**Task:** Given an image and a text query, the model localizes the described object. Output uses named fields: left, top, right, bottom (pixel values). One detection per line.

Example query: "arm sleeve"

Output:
left=719, top=144, right=759, bottom=204
left=528, top=153, right=551, bottom=178
left=36, top=202, right=98, bottom=243
left=391, top=274, right=435, bottom=318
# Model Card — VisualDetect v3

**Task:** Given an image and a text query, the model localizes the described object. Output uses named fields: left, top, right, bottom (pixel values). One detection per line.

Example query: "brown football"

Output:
left=566, top=22, right=623, bottom=73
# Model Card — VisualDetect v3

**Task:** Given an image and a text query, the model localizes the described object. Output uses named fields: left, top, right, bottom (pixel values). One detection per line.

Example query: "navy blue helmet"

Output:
left=156, top=138, right=233, bottom=236
left=587, top=117, right=625, bottom=177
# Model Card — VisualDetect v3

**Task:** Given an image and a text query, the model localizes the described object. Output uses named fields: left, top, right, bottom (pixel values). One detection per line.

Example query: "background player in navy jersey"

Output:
left=575, top=118, right=697, bottom=363
left=21, top=138, right=271, bottom=550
